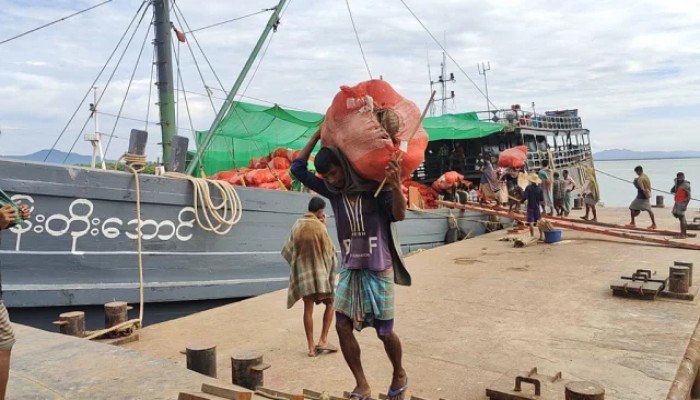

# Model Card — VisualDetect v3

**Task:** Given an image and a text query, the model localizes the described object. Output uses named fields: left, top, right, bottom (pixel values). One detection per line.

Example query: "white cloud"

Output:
left=0, top=0, right=699, bottom=158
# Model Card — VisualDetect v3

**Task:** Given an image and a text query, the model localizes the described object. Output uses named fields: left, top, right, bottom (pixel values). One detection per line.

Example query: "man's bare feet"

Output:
left=648, top=224, right=657, bottom=230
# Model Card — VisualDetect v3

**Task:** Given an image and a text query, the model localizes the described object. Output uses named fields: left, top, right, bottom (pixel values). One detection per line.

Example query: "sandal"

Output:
left=346, top=392, right=370, bottom=400
left=387, top=378, right=408, bottom=400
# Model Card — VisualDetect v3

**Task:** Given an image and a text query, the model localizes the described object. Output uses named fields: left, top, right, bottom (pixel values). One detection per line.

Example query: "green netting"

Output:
left=195, top=102, right=503, bottom=176
left=421, top=112, right=504, bottom=141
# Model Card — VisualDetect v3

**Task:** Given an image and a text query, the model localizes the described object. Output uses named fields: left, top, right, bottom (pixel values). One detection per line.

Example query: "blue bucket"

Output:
left=544, top=229, right=562, bottom=244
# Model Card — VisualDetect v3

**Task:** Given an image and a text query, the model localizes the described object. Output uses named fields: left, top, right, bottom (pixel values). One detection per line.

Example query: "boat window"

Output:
left=524, top=135, right=537, bottom=152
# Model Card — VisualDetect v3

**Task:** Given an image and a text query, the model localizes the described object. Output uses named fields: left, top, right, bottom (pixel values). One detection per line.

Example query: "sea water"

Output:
left=595, top=158, right=699, bottom=209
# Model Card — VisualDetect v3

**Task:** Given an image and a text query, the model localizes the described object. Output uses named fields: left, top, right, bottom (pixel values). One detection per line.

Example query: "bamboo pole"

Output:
left=374, top=91, right=436, bottom=198
left=437, top=200, right=700, bottom=251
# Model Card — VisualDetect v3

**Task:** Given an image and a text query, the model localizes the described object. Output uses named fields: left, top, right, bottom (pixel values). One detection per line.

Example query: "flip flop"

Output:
left=346, top=392, right=370, bottom=400
left=387, top=379, right=408, bottom=400
left=315, top=343, right=338, bottom=353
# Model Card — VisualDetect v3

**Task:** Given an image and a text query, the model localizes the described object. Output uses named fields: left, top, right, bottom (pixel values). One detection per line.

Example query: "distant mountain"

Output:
left=594, top=149, right=700, bottom=161
left=0, top=150, right=106, bottom=165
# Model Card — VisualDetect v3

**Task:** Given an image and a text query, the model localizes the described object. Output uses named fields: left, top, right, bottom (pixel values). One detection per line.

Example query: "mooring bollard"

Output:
left=573, top=197, right=583, bottom=210
left=52, top=311, right=85, bottom=337
left=231, top=352, right=270, bottom=390
left=669, top=266, right=690, bottom=294
left=675, top=261, right=694, bottom=286
left=104, top=301, right=132, bottom=336
left=186, top=343, right=217, bottom=378
left=565, top=381, right=605, bottom=400
left=654, top=195, right=665, bottom=208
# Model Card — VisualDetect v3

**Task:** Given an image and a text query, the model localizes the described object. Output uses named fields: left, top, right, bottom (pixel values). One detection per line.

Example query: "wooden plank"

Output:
left=257, top=387, right=304, bottom=400
left=437, top=200, right=700, bottom=250
left=201, top=382, right=253, bottom=400
left=178, top=392, right=224, bottom=400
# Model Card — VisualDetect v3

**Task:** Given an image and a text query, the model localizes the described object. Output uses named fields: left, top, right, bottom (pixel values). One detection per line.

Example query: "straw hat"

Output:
left=527, top=173, right=542, bottom=184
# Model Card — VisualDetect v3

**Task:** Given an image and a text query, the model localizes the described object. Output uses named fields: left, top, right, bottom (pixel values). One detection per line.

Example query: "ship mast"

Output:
left=153, top=0, right=177, bottom=168
left=186, top=0, right=287, bottom=175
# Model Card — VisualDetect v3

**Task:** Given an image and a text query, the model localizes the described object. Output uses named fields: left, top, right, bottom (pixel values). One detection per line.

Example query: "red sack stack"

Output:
left=269, top=156, right=291, bottom=170
left=319, top=79, right=429, bottom=182
left=497, top=145, right=528, bottom=169
left=432, top=171, right=465, bottom=191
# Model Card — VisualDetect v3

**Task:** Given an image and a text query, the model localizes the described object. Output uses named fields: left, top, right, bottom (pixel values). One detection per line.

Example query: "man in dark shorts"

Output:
left=671, top=172, right=691, bottom=239
left=521, top=173, right=545, bottom=238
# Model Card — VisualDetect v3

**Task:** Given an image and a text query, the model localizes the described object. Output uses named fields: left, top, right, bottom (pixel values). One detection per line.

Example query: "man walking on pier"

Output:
left=282, top=196, right=338, bottom=357
left=671, top=172, right=691, bottom=239
left=291, top=130, right=410, bottom=400
left=628, top=166, right=657, bottom=229
left=0, top=192, right=31, bottom=400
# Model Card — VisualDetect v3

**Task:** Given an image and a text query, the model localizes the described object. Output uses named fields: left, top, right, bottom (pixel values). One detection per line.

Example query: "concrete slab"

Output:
left=123, top=208, right=700, bottom=400
left=7, top=324, right=250, bottom=400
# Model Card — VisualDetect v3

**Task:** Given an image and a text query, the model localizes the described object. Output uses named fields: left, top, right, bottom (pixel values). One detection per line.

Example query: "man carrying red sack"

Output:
left=291, top=130, right=411, bottom=400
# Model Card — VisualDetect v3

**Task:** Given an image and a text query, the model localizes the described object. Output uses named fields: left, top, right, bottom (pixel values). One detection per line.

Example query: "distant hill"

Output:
left=594, top=149, right=700, bottom=161
left=0, top=149, right=107, bottom=165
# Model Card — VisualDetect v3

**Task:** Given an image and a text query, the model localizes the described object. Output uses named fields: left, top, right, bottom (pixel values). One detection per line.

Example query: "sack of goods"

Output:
left=319, top=79, right=428, bottom=182
left=432, top=171, right=465, bottom=191
left=497, top=145, right=528, bottom=169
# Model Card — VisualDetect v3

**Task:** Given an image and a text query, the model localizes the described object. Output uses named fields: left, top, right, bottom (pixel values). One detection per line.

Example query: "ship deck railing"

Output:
left=477, top=109, right=584, bottom=132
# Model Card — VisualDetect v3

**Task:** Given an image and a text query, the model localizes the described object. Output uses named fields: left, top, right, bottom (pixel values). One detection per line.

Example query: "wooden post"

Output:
left=655, top=195, right=665, bottom=208
left=675, top=261, right=694, bottom=286
left=232, top=352, right=270, bottom=390
left=669, top=266, right=690, bottom=294
left=52, top=311, right=85, bottom=337
left=565, top=381, right=604, bottom=400
left=104, top=301, right=131, bottom=335
left=168, top=135, right=189, bottom=173
left=128, top=129, right=148, bottom=155
left=186, top=343, right=217, bottom=378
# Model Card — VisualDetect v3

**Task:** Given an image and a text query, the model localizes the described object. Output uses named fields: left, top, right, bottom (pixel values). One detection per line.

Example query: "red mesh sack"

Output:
left=319, top=79, right=428, bottom=182
left=269, top=157, right=291, bottom=170
left=497, top=145, right=528, bottom=169
left=245, top=169, right=276, bottom=186
left=212, top=170, right=237, bottom=181
left=272, top=148, right=290, bottom=159
left=226, top=172, right=246, bottom=186
left=275, top=169, right=292, bottom=189
left=432, top=171, right=464, bottom=191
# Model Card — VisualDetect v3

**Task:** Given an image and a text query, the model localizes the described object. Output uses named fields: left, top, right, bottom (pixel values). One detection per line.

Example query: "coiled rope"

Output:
left=84, top=153, right=242, bottom=340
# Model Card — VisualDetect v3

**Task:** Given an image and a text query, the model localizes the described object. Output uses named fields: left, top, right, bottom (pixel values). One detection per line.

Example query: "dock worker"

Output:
left=670, top=172, right=691, bottom=239
left=0, top=192, right=30, bottom=400
left=562, top=169, right=576, bottom=216
left=291, top=130, right=410, bottom=400
left=628, top=165, right=657, bottom=229
left=282, top=196, right=338, bottom=357
left=538, top=160, right=554, bottom=215
left=521, top=173, right=545, bottom=239
left=580, top=167, right=600, bottom=222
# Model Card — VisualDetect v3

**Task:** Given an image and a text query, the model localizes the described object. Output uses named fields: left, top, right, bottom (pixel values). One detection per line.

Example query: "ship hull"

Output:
left=0, top=159, right=492, bottom=307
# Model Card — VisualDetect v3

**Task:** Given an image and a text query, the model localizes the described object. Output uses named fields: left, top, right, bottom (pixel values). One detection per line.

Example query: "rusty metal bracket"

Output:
left=514, top=377, right=541, bottom=396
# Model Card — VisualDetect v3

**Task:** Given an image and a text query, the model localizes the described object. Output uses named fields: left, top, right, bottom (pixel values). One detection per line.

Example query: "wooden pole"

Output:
left=104, top=301, right=131, bottom=336
left=538, top=211, right=694, bottom=237
left=232, top=352, right=270, bottom=390
left=52, top=311, right=85, bottom=337
left=186, top=343, right=217, bottom=378
left=374, top=91, right=436, bottom=198
left=565, top=381, right=605, bottom=400
left=437, top=200, right=700, bottom=251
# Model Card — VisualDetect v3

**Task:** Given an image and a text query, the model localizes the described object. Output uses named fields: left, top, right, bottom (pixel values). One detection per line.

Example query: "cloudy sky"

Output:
left=1, top=0, right=699, bottom=160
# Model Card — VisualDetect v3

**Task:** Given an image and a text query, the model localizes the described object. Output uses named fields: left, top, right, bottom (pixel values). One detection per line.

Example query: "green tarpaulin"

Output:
left=196, top=101, right=503, bottom=176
